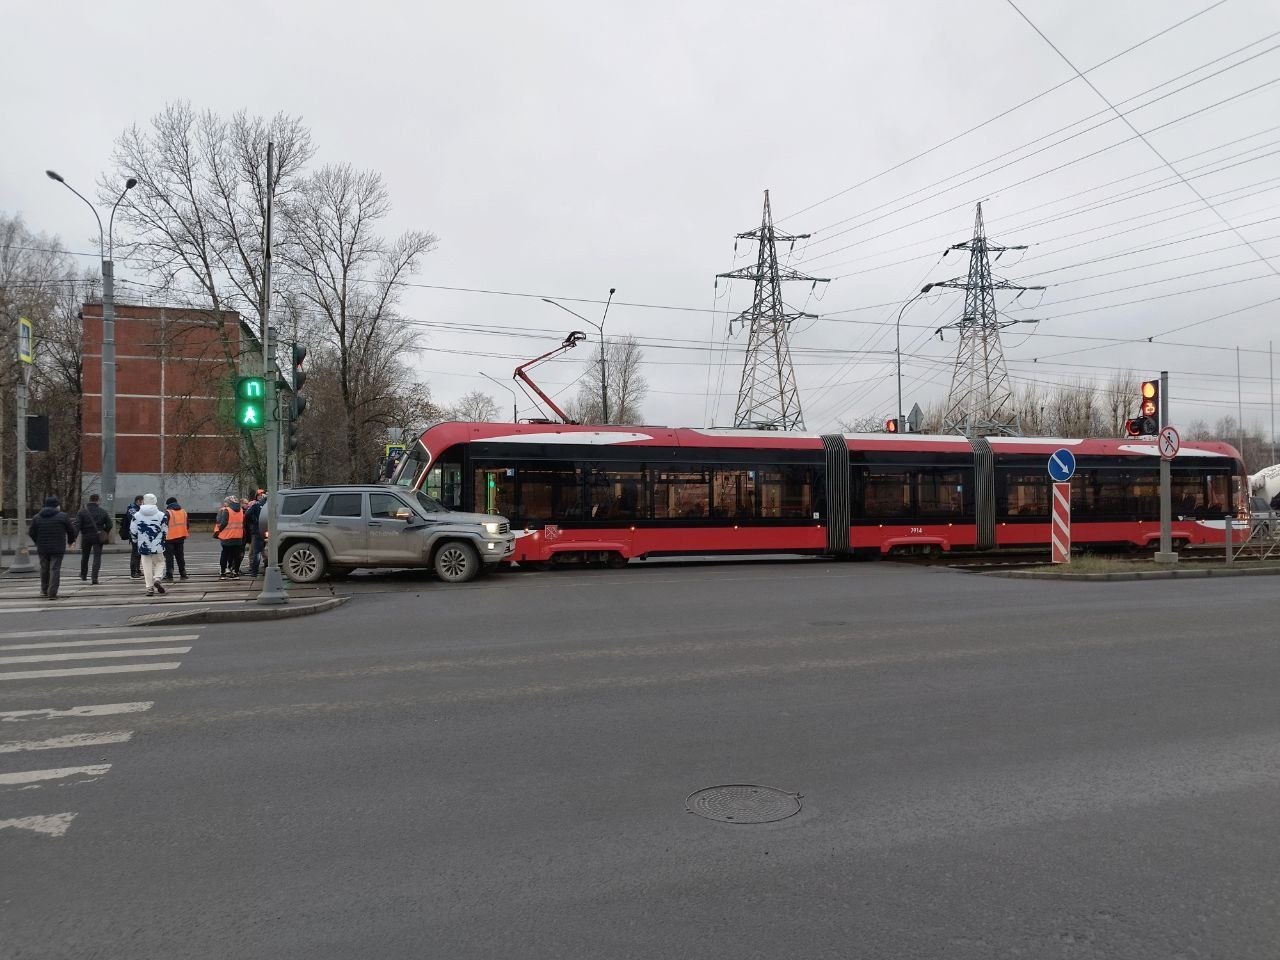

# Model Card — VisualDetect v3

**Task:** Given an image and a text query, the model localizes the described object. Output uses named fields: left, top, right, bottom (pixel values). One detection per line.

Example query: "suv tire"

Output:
left=282, top=541, right=327, bottom=583
left=434, top=541, right=480, bottom=583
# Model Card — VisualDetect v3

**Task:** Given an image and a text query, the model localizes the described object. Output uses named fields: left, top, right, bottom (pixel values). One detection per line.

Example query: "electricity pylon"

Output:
left=716, top=190, right=829, bottom=430
left=932, top=202, right=1043, bottom=436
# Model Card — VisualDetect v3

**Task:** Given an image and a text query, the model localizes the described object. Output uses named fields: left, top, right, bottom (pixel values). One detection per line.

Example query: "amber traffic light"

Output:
left=884, top=418, right=899, bottom=433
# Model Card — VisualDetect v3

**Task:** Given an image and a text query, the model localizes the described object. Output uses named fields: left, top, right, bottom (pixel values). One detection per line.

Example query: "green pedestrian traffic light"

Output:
left=236, top=376, right=266, bottom=430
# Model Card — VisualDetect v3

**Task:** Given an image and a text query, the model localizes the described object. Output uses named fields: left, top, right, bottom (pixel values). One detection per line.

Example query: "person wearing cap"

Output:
left=162, top=496, right=190, bottom=582
left=28, top=495, right=77, bottom=600
left=213, top=495, right=246, bottom=580
left=244, top=488, right=268, bottom=578
left=130, top=494, right=169, bottom=597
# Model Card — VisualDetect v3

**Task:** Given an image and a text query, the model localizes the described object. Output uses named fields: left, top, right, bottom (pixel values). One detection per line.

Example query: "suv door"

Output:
left=367, top=491, right=429, bottom=565
left=316, top=492, right=369, bottom=563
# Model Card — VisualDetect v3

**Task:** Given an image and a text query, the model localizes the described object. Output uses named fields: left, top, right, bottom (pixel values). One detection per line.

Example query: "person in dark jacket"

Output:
left=125, top=494, right=144, bottom=578
left=29, top=496, right=77, bottom=600
left=75, top=493, right=113, bottom=584
left=244, top=489, right=267, bottom=578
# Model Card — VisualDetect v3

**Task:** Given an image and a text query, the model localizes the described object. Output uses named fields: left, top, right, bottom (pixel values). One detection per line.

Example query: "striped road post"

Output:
left=1051, top=482, right=1072, bottom=564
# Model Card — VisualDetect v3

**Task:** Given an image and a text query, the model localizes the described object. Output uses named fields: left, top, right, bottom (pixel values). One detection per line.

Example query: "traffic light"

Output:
left=1140, top=379, right=1159, bottom=422
left=286, top=343, right=308, bottom=452
left=235, top=377, right=266, bottom=430
left=884, top=418, right=900, bottom=433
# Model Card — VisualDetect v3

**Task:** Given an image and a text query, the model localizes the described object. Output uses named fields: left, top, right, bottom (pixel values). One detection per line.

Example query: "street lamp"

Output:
left=46, top=168, right=137, bottom=526
left=542, top=288, right=615, bottom=422
left=480, top=371, right=520, bottom=423
left=896, top=284, right=934, bottom=433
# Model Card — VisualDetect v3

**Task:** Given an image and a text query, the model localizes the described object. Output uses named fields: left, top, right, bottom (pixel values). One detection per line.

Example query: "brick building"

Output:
left=82, top=302, right=259, bottom=512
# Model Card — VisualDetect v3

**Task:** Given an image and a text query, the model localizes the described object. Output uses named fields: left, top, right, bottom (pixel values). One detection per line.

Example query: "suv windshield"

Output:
left=415, top=490, right=447, bottom=514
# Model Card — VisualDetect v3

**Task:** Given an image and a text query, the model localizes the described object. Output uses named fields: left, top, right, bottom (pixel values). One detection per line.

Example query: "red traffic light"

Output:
left=1125, top=418, right=1142, bottom=437
left=1141, top=399, right=1157, bottom=417
left=884, top=418, right=899, bottom=433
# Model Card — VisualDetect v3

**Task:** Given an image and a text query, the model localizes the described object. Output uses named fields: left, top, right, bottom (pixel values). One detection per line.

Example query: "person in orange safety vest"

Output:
left=162, top=496, right=190, bottom=582
left=213, top=495, right=246, bottom=580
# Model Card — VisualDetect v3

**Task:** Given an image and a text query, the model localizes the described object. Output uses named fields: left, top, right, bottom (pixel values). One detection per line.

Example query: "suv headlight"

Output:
left=483, top=521, right=502, bottom=536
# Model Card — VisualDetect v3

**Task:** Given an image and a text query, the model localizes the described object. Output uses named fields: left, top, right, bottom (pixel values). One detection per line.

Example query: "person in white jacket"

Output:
left=130, top=494, right=170, bottom=597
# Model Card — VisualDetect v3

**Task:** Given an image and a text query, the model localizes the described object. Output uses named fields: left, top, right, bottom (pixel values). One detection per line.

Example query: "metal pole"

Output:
left=480, top=372, right=518, bottom=422
left=1237, top=345, right=1245, bottom=470
left=101, top=258, right=117, bottom=525
left=1270, top=339, right=1275, bottom=465
left=599, top=288, right=614, bottom=424
left=1155, top=369, right=1176, bottom=564
left=10, top=367, right=34, bottom=574
left=258, top=142, right=286, bottom=605
left=896, top=308, right=904, bottom=432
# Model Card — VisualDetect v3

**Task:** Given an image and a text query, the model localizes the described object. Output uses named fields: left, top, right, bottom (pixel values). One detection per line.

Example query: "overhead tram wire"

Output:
left=798, top=32, right=1280, bottom=252
left=775, top=0, right=1231, bottom=223
left=1005, top=0, right=1280, bottom=280
left=797, top=73, right=1280, bottom=270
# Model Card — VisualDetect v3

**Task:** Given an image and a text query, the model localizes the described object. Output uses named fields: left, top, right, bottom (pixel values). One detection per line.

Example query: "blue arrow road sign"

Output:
left=1047, top=448, right=1076, bottom=482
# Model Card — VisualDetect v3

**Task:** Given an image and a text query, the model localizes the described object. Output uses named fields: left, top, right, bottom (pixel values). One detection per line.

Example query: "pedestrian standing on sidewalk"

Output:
left=130, top=493, right=169, bottom=597
left=162, top=496, right=190, bottom=582
left=213, top=495, right=246, bottom=580
left=125, top=494, right=144, bottom=579
left=75, top=493, right=113, bottom=584
left=28, top=496, right=77, bottom=600
left=245, top=489, right=267, bottom=578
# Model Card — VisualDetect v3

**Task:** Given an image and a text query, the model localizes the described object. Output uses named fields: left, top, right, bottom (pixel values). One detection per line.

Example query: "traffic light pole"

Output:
left=1154, top=369, right=1177, bottom=565
left=257, top=140, right=287, bottom=605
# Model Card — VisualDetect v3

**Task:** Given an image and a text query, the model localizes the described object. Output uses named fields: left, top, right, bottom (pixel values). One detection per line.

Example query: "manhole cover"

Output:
left=685, top=784, right=802, bottom=824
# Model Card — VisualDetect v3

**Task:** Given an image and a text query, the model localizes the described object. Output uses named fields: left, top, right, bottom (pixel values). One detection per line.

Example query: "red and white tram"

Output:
left=391, top=422, right=1246, bottom=564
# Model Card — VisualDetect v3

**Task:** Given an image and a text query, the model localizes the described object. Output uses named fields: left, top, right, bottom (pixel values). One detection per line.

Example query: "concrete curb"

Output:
left=982, top=566, right=1280, bottom=582
left=126, top=595, right=350, bottom=626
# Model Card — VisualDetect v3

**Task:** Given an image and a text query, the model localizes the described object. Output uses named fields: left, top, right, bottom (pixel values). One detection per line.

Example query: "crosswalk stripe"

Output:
left=0, top=812, right=77, bottom=837
left=0, top=646, right=191, bottom=666
left=0, top=662, right=183, bottom=681
left=0, top=764, right=111, bottom=786
left=0, top=635, right=197, bottom=652
left=0, top=731, right=133, bottom=754
left=0, top=702, right=154, bottom=722
left=0, top=627, right=140, bottom=641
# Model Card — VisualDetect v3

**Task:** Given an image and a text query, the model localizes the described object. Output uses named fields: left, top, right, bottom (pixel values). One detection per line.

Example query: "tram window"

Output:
left=712, top=468, right=756, bottom=519
left=588, top=467, right=644, bottom=521
left=760, top=466, right=817, bottom=519
left=1127, top=471, right=1160, bottom=517
left=424, top=461, right=464, bottom=510
left=1000, top=472, right=1048, bottom=517
left=916, top=469, right=967, bottom=516
left=862, top=469, right=910, bottom=517
left=474, top=466, right=516, bottom=517
left=653, top=469, right=711, bottom=519
left=518, top=465, right=583, bottom=521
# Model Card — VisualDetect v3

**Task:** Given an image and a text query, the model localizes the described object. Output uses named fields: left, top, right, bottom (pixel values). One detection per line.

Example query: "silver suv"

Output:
left=271, top=485, right=515, bottom=584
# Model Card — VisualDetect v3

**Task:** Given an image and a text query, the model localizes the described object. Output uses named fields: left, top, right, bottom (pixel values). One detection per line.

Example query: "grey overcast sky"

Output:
left=4, top=0, right=1280, bottom=433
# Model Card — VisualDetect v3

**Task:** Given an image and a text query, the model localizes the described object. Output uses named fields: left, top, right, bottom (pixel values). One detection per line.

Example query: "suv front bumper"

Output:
left=480, top=535, right=516, bottom=563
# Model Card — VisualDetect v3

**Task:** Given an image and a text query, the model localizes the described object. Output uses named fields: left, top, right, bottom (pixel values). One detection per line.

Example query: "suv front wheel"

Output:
left=434, top=541, right=480, bottom=583
left=282, top=541, right=328, bottom=583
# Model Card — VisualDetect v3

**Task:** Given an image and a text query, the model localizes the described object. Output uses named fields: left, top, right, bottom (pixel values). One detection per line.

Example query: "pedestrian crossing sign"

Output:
left=18, top=317, right=34, bottom=364
left=236, top=377, right=266, bottom=430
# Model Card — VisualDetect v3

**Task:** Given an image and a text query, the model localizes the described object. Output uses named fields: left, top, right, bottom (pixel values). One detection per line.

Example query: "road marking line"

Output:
left=0, top=702, right=154, bottom=722
left=0, top=731, right=133, bottom=754
left=0, top=646, right=191, bottom=666
left=0, top=812, right=77, bottom=837
left=0, top=627, right=140, bottom=640
left=0, top=764, right=111, bottom=786
left=0, top=635, right=197, bottom=652
left=0, top=662, right=182, bottom=681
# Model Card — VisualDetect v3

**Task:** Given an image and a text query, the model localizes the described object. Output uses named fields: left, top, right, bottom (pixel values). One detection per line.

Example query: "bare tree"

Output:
left=571, top=336, right=648, bottom=424
left=447, top=390, right=500, bottom=422
left=282, top=163, right=437, bottom=482
left=837, top=415, right=887, bottom=432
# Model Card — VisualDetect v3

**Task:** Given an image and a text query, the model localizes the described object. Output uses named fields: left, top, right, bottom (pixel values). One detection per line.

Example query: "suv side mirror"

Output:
left=395, top=507, right=413, bottom=521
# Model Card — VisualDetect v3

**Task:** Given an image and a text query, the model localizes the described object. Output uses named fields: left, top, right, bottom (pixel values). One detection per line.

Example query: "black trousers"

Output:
left=130, top=540, right=142, bottom=577
left=164, top=539, right=188, bottom=579
left=219, top=542, right=245, bottom=574
left=39, top=553, right=64, bottom=598
left=80, top=541, right=103, bottom=582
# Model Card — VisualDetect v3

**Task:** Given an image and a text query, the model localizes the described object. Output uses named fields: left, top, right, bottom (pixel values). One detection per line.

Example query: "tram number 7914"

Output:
left=909, top=526, right=924, bottom=534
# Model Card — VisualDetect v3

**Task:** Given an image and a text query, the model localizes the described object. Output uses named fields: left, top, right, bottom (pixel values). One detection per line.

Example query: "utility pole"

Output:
left=717, top=190, right=829, bottom=430
left=1270, top=339, right=1275, bottom=465
left=932, top=203, right=1043, bottom=436
left=45, top=170, right=137, bottom=526
left=1236, top=345, right=1245, bottom=470
left=10, top=354, right=34, bottom=575
left=258, top=141, right=286, bottom=605
left=1155, top=370, right=1176, bottom=565
left=541, top=288, right=614, bottom=422
left=896, top=286, right=935, bottom=433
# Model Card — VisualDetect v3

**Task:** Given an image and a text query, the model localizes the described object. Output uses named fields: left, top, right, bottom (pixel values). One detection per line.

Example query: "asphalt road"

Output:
left=2, top=559, right=1278, bottom=959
